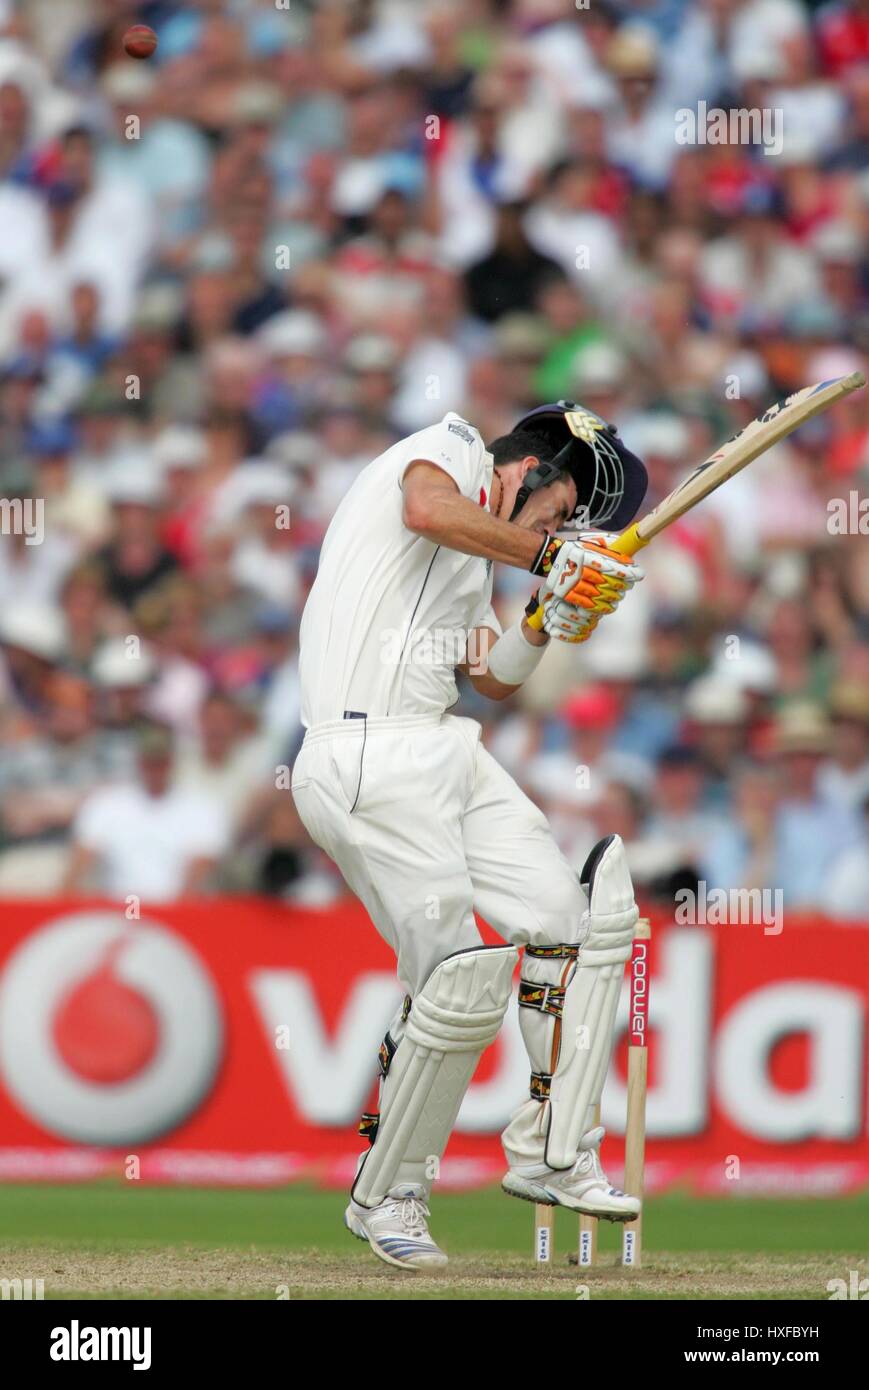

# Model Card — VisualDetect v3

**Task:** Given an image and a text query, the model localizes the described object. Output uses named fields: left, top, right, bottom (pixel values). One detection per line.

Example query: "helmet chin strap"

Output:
left=508, top=458, right=566, bottom=523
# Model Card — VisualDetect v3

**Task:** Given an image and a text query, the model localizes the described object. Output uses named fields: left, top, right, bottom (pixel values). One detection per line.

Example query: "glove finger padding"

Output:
left=542, top=597, right=599, bottom=644
left=541, top=534, right=643, bottom=607
left=563, top=573, right=625, bottom=615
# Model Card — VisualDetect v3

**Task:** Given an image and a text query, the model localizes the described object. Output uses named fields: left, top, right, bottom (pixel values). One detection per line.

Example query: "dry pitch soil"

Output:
left=4, top=1247, right=854, bottom=1300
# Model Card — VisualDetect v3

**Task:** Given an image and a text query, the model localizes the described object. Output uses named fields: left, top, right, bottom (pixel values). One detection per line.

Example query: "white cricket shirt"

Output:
left=299, top=413, right=499, bottom=725
left=74, top=783, right=231, bottom=901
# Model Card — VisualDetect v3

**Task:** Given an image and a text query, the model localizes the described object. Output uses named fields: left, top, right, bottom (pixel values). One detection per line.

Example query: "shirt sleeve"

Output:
left=399, top=416, right=485, bottom=501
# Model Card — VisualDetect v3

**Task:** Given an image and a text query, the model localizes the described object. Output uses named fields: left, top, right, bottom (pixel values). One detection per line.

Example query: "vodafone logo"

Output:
left=0, top=912, right=223, bottom=1144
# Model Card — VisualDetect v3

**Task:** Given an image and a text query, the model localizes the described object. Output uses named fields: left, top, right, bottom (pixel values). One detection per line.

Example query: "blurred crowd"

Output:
left=0, top=0, right=866, bottom=915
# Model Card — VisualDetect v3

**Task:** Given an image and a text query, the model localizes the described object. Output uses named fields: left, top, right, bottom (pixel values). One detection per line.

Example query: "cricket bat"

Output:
left=610, top=371, right=865, bottom=557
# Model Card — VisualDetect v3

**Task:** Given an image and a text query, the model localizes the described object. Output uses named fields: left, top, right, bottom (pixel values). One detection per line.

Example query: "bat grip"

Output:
left=610, top=523, right=647, bottom=558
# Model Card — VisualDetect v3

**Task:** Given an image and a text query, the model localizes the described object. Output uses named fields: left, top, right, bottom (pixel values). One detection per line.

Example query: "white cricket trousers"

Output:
left=291, top=712, right=586, bottom=996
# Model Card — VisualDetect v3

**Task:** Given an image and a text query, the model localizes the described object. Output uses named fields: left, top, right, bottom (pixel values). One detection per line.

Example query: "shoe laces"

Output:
left=572, top=1149, right=604, bottom=1181
left=572, top=1129, right=605, bottom=1182
left=388, top=1195, right=430, bottom=1238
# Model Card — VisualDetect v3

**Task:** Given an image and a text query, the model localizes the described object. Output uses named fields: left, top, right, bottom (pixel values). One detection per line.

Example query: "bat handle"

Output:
left=610, top=522, right=648, bottom=557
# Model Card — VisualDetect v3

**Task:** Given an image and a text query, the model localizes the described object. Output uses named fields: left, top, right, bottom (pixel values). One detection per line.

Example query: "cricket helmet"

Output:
left=509, top=400, right=647, bottom=530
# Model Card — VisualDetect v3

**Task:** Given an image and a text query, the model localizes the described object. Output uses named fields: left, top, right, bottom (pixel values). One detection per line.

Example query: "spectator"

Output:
left=634, top=744, right=728, bottom=886
left=95, top=464, right=178, bottom=610
left=175, top=688, right=270, bottom=829
left=465, top=200, right=563, bottom=323
left=770, top=703, right=862, bottom=908
left=0, top=672, right=106, bottom=895
left=0, top=0, right=862, bottom=916
left=827, top=796, right=869, bottom=920
left=63, top=720, right=230, bottom=901
left=819, top=682, right=869, bottom=809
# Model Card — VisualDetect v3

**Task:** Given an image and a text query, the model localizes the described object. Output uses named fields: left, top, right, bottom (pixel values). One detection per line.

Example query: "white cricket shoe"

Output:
left=344, top=1184, right=448, bottom=1270
left=502, top=1126, right=641, bottom=1221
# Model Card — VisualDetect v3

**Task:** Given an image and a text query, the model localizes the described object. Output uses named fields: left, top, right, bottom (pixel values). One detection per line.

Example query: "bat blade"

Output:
left=611, top=371, right=865, bottom=557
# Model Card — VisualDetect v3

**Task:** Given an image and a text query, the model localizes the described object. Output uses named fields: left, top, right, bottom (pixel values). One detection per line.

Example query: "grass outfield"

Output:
left=0, top=1183, right=866, bottom=1300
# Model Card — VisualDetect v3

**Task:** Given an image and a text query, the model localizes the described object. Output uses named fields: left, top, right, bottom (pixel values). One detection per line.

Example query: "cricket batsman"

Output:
left=292, top=402, right=649, bottom=1269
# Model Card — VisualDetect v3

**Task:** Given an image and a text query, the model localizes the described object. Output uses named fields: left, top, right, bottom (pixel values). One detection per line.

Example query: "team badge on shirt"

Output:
left=448, top=420, right=475, bottom=445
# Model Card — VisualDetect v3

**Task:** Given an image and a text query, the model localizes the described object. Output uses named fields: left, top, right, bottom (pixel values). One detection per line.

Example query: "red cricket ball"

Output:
left=123, top=25, right=158, bottom=60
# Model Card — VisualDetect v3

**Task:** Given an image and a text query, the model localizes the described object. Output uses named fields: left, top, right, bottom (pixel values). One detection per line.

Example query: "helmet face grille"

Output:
left=560, top=405, right=625, bottom=527
left=582, top=429, right=625, bottom=527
